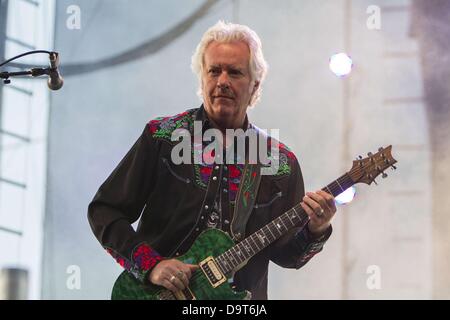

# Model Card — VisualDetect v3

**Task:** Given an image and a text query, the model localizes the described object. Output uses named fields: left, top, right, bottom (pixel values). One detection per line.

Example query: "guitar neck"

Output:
left=215, top=172, right=354, bottom=275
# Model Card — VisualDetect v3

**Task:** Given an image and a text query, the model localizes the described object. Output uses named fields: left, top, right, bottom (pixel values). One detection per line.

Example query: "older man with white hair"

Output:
left=88, top=21, right=336, bottom=300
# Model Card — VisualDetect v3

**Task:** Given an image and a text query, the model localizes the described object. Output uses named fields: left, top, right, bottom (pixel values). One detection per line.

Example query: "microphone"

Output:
left=47, top=52, right=63, bottom=90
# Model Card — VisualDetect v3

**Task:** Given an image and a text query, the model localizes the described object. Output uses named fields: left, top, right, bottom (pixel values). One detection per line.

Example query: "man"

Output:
left=88, top=21, right=336, bottom=300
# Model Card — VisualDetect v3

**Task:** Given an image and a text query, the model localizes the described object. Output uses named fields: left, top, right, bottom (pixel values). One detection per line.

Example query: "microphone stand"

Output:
left=0, top=50, right=55, bottom=85
left=0, top=67, right=52, bottom=84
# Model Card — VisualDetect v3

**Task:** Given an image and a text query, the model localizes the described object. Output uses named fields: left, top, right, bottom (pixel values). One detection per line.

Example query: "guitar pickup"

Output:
left=199, top=256, right=226, bottom=288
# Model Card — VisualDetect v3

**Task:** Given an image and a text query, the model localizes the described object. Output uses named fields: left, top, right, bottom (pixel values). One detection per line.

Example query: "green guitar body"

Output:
left=111, top=229, right=250, bottom=300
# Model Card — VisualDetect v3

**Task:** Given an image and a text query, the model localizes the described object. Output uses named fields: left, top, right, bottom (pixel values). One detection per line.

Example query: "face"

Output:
left=202, top=41, right=259, bottom=129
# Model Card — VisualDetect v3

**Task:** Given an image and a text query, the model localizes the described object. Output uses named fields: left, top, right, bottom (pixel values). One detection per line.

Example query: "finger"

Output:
left=181, top=267, right=192, bottom=279
left=170, top=275, right=185, bottom=291
left=162, top=279, right=178, bottom=292
left=177, top=270, right=189, bottom=288
left=303, top=195, right=324, bottom=216
left=317, top=190, right=336, bottom=210
left=301, top=202, right=317, bottom=222
left=306, top=192, right=328, bottom=210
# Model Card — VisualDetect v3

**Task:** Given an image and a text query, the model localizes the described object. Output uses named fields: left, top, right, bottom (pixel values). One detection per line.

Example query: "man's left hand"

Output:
left=300, top=190, right=337, bottom=238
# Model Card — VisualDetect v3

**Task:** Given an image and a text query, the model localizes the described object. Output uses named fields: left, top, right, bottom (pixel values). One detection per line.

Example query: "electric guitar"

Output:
left=111, top=145, right=397, bottom=300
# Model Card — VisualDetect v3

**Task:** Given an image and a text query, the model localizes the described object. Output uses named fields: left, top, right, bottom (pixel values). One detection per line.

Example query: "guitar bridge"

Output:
left=199, top=256, right=226, bottom=288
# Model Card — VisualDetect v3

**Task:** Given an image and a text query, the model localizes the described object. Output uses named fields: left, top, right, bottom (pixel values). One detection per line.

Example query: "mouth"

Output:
left=214, top=95, right=234, bottom=100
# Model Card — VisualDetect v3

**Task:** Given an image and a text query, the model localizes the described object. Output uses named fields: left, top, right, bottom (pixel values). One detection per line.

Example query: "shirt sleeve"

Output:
left=87, top=124, right=163, bottom=283
left=269, top=154, right=332, bottom=269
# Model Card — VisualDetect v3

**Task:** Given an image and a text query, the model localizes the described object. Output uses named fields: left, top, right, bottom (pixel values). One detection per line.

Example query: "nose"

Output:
left=217, top=71, right=230, bottom=89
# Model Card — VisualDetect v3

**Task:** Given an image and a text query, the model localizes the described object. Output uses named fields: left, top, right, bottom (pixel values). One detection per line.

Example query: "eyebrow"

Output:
left=208, top=64, right=245, bottom=71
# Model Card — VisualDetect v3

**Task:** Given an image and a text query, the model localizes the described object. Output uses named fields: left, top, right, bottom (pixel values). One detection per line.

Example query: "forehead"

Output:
left=203, top=41, right=250, bottom=69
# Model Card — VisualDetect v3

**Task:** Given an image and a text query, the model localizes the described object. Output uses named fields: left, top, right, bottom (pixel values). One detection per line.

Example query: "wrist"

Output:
left=307, top=222, right=331, bottom=239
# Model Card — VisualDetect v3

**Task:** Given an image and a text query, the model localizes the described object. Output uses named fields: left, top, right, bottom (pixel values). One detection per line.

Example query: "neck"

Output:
left=208, top=115, right=247, bottom=133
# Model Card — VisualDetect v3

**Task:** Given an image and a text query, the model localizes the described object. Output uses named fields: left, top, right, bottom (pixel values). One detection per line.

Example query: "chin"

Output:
left=214, top=102, right=236, bottom=115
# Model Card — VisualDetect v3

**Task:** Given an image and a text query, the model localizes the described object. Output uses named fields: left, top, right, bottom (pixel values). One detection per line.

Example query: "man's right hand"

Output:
left=148, top=259, right=199, bottom=292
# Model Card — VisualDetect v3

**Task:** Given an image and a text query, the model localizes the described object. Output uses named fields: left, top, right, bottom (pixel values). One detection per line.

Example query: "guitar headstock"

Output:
left=348, top=145, right=397, bottom=185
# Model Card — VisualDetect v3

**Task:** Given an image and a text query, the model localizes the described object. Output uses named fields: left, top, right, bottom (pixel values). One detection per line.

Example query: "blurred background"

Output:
left=0, top=0, right=448, bottom=299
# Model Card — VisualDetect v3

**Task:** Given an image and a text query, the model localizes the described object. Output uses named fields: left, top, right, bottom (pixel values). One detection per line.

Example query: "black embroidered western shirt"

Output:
left=88, top=105, right=332, bottom=300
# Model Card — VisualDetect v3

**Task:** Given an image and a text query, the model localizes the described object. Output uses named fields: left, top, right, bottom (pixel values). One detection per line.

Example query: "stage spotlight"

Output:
left=335, top=186, right=356, bottom=205
left=329, top=53, right=353, bottom=77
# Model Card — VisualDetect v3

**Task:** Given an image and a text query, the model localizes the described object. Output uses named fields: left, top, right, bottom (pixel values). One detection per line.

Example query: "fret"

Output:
left=218, top=255, right=230, bottom=273
left=339, top=174, right=351, bottom=190
left=256, top=230, right=267, bottom=247
left=247, top=236, right=258, bottom=254
left=277, top=217, right=287, bottom=234
left=265, top=224, right=276, bottom=241
left=236, top=243, right=249, bottom=261
left=230, top=247, right=242, bottom=265
left=325, top=185, right=333, bottom=196
left=286, top=211, right=295, bottom=225
left=232, top=246, right=244, bottom=264
left=215, top=256, right=227, bottom=275
left=226, top=250, right=237, bottom=268
left=242, top=238, right=254, bottom=256
left=273, top=220, right=284, bottom=235
left=280, top=216, right=289, bottom=231
left=292, top=207, right=301, bottom=221
left=250, top=233, right=262, bottom=250
left=335, top=179, right=345, bottom=192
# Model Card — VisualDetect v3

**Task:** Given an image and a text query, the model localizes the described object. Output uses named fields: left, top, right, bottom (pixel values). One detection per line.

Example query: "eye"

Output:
left=229, top=69, right=243, bottom=77
left=208, top=67, right=220, bottom=76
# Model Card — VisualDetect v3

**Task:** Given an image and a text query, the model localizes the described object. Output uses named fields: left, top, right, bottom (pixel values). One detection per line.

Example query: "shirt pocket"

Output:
left=161, top=157, right=191, bottom=185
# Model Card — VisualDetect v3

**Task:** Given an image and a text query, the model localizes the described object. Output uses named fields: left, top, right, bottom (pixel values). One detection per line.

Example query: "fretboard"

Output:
left=215, top=172, right=354, bottom=275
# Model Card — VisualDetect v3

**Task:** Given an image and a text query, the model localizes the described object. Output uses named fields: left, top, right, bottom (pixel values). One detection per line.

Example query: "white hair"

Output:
left=191, top=20, right=268, bottom=107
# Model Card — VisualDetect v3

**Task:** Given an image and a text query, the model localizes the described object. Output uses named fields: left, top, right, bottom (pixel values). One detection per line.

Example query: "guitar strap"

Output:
left=230, top=162, right=262, bottom=242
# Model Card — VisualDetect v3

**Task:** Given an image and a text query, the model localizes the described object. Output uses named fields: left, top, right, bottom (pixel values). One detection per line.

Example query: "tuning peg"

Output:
left=382, top=172, right=388, bottom=178
left=378, top=147, right=384, bottom=152
left=368, top=152, right=373, bottom=157
left=367, top=174, right=378, bottom=185
left=358, top=155, right=363, bottom=159
left=391, top=165, right=397, bottom=170
left=373, top=179, right=378, bottom=185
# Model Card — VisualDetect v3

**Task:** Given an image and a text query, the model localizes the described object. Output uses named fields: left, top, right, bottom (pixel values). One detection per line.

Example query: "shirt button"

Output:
left=201, top=216, right=205, bottom=219
left=224, top=166, right=228, bottom=171
left=224, top=219, right=229, bottom=224
left=195, top=227, right=199, bottom=231
left=215, top=165, right=220, bottom=170
left=175, top=252, right=180, bottom=256
left=223, top=189, right=228, bottom=193
left=204, top=205, right=209, bottom=210
left=223, top=177, right=228, bottom=182
left=212, top=176, right=217, bottom=181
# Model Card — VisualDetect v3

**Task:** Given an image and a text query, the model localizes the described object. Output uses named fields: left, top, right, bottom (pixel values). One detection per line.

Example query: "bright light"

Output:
left=335, top=186, right=356, bottom=205
left=329, top=53, right=353, bottom=77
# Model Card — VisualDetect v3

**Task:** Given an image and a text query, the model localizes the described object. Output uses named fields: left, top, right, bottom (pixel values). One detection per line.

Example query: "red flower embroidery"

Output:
left=228, top=165, right=241, bottom=178
left=229, top=182, right=239, bottom=192
left=200, top=166, right=213, bottom=176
